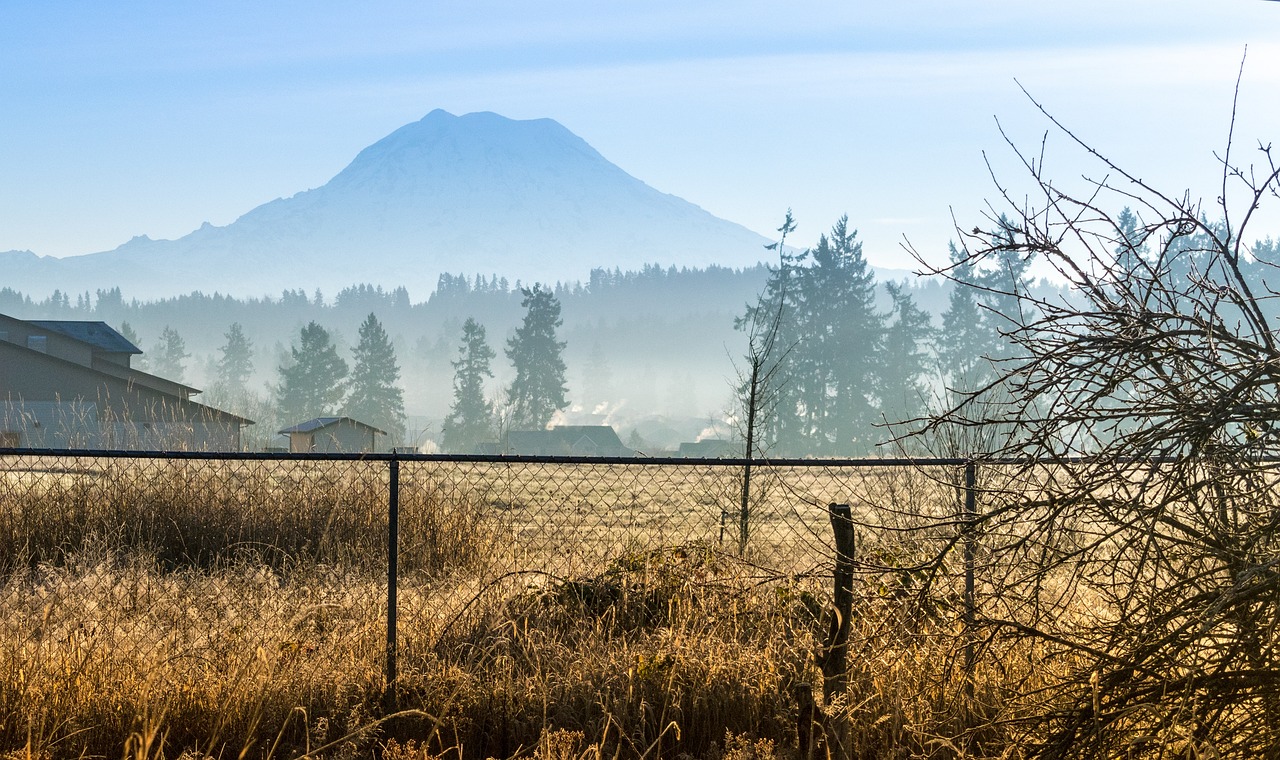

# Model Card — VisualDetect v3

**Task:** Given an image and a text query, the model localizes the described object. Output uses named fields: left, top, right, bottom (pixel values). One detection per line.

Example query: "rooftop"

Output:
left=29, top=320, right=142, bottom=354
left=278, top=416, right=387, bottom=435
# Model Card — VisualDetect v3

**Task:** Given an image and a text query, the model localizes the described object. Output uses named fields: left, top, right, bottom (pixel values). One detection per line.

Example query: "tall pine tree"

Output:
left=150, top=326, right=190, bottom=382
left=742, top=215, right=885, bottom=455
left=879, top=281, right=934, bottom=428
left=800, top=216, right=883, bottom=455
left=343, top=313, right=406, bottom=444
left=938, top=242, right=998, bottom=393
left=216, top=322, right=254, bottom=392
left=505, top=285, right=568, bottom=430
left=442, top=318, right=496, bottom=452
left=276, top=322, right=348, bottom=424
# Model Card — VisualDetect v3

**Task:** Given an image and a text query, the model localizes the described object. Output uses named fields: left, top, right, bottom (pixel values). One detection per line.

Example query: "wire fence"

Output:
left=0, top=449, right=989, bottom=744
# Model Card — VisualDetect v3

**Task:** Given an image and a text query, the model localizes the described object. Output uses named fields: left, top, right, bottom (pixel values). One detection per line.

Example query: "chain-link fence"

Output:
left=0, top=449, right=990, bottom=755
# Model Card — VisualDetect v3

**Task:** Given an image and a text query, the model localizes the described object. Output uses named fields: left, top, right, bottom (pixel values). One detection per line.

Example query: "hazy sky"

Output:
left=3, top=1, right=1278, bottom=272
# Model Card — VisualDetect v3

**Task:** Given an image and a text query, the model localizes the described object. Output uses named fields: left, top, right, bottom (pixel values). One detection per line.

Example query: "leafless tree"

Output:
left=909, top=62, right=1280, bottom=758
left=730, top=211, right=798, bottom=556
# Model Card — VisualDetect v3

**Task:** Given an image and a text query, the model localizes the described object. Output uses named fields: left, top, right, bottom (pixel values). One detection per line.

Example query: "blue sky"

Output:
left=2, top=1, right=1278, bottom=272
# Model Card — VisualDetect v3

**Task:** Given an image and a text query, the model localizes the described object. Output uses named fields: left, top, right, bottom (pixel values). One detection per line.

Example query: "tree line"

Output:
left=0, top=232, right=1083, bottom=454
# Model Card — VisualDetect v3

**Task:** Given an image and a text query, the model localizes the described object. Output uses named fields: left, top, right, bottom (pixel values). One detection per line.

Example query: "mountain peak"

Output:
left=6, top=111, right=771, bottom=299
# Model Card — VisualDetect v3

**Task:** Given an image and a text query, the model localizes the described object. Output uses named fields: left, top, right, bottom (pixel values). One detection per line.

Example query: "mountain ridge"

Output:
left=3, top=110, right=778, bottom=299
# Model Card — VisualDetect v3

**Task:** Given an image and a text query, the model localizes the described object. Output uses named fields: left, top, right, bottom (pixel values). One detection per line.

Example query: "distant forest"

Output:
left=0, top=221, right=1100, bottom=454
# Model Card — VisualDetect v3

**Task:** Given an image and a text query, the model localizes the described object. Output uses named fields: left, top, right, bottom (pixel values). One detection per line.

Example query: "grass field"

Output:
left=0, top=454, right=1036, bottom=759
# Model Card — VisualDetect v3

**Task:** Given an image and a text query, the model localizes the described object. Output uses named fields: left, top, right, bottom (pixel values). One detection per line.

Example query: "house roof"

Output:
left=278, top=416, right=388, bottom=435
left=506, top=425, right=630, bottom=454
left=28, top=320, right=142, bottom=354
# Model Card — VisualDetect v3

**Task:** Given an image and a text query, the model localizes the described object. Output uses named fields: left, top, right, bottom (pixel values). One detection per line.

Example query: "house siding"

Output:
left=0, top=337, right=245, bottom=451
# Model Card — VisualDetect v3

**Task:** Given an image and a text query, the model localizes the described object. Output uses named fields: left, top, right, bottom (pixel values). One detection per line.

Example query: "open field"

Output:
left=0, top=454, right=1166, bottom=758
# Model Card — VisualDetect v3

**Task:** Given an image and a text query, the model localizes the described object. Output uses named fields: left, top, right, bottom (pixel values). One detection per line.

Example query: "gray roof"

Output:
left=278, top=416, right=387, bottom=435
left=506, top=425, right=632, bottom=456
left=29, top=320, right=142, bottom=354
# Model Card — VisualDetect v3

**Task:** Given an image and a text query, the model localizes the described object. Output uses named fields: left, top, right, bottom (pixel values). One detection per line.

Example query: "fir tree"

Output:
left=118, top=321, right=141, bottom=348
left=938, top=243, right=998, bottom=393
left=150, top=326, right=189, bottom=382
left=505, top=285, right=568, bottom=430
left=740, top=215, right=884, bottom=455
left=442, top=318, right=496, bottom=452
left=879, top=281, right=934, bottom=427
left=216, top=322, right=254, bottom=392
left=276, top=322, right=348, bottom=423
left=343, top=313, right=406, bottom=444
left=798, top=216, right=883, bottom=455
left=976, top=214, right=1036, bottom=357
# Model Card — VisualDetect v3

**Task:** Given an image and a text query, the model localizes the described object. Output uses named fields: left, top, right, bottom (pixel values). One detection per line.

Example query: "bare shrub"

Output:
left=910, top=68, right=1280, bottom=758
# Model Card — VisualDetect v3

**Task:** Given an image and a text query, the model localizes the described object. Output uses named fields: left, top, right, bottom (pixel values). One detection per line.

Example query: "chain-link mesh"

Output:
left=0, top=451, right=981, bottom=756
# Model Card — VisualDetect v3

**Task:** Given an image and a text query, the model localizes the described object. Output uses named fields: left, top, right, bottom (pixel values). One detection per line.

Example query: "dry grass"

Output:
left=0, top=455, right=1047, bottom=759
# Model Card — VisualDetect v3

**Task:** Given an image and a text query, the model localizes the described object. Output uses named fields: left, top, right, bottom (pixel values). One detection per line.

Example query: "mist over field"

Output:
left=0, top=110, right=963, bottom=453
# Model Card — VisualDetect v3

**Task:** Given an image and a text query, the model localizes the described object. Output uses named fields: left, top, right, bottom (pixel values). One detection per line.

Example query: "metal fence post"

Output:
left=385, top=456, right=400, bottom=713
left=962, top=459, right=977, bottom=694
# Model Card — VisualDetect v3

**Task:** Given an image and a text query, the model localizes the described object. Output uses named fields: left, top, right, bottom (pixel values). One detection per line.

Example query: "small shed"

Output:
left=278, top=417, right=386, bottom=453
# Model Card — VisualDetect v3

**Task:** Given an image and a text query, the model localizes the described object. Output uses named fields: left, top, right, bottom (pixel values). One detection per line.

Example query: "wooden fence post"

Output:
left=821, top=502, right=855, bottom=698
left=818, top=502, right=856, bottom=759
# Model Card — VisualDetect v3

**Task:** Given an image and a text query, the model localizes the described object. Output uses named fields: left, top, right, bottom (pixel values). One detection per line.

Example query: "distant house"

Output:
left=501, top=425, right=634, bottom=457
left=279, top=417, right=385, bottom=453
left=0, top=313, right=252, bottom=451
left=676, top=439, right=734, bottom=458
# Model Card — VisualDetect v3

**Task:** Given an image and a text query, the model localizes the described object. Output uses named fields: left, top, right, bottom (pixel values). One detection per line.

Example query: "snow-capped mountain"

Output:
left=2, top=110, right=774, bottom=299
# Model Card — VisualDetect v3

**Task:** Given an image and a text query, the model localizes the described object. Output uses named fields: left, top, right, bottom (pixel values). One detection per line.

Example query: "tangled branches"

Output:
left=912, top=66, right=1280, bottom=758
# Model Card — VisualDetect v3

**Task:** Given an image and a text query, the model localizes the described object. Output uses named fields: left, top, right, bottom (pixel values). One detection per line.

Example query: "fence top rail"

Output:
left=2, top=447, right=1274, bottom=468
left=0, top=446, right=970, bottom=467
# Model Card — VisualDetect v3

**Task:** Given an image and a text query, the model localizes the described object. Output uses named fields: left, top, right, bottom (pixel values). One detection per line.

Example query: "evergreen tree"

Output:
left=735, top=218, right=804, bottom=454
left=878, top=281, right=934, bottom=427
left=216, top=322, right=254, bottom=392
left=976, top=214, right=1035, bottom=357
left=735, top=214, right=890, bottom=455
left=1115, top=206, right=1149, bottom=274
left=118, top=321, right=141, bottom=348
left=118, top=321, right=146, bottom=370
left=150, top=326, right=189, bottom=382
left=505, top=285, right=569, bottom=430
left=799, top=216, right=883, bottom=455
left=276, top=322, right=348, bottom=423
left=343, top=313, right=406, bottom=444
left=938, top=243, right=998, bottom=392
left=442, top=318, right=496, bottom=453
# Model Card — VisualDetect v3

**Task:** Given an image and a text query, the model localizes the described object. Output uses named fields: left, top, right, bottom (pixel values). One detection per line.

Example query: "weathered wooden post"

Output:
left=818, top=502, right=856, bottom=760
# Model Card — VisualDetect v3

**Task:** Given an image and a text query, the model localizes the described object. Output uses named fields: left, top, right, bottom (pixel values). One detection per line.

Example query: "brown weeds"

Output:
left=0, top=457, right=1043, bottom=758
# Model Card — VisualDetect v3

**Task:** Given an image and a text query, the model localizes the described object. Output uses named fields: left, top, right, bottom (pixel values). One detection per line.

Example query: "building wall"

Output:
left=313, top=420, right=378, bottom=453
left=286, top=421, right=378, bottom=453
left=0, top=401, right=100, bottom=448
left=0, top=342, right=243, bottom=451
left=0, top=314, right=95, bottom=367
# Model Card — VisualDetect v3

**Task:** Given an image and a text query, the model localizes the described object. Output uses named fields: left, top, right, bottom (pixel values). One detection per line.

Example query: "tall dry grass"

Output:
left=2, top=546, right=1047, bottom=759
left=0, top=457, right=489, bottom=575
left=0, top=456, right=1050, bottom=758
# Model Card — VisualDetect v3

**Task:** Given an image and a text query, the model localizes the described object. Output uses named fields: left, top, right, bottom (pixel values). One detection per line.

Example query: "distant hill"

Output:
left=2, top=110, right=780, bottom=300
